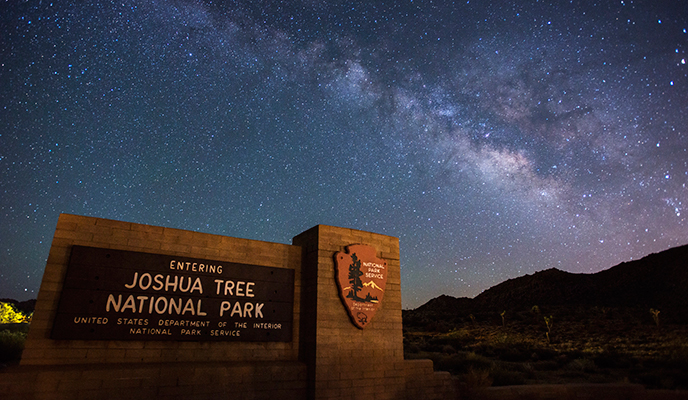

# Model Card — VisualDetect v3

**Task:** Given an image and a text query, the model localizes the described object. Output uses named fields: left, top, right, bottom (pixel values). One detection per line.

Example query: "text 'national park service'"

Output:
left=51, top=246, right=294, bottom=341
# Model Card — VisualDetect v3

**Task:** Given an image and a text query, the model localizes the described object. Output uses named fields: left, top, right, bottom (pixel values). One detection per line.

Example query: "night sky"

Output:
left=1, top=1, right=687, bottom=309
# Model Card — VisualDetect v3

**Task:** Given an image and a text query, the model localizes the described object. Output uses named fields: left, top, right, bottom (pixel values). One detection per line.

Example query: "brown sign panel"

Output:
left=334, top=244, right=387, bottom=329
left=51, top=246, right=294, bottom=341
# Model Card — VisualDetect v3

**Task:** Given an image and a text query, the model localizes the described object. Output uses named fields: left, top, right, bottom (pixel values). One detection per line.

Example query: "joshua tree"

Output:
left=650, top=308, right=660, bottom=327
left=531, top=305, right=541, bottom=324
left=346, top=253, right=364, bottom=301
left=544, top=315, right=553, bottom=343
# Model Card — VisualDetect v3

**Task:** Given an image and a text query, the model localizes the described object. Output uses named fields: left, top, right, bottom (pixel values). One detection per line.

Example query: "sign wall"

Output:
left=51, top=246, right=294, bottom=341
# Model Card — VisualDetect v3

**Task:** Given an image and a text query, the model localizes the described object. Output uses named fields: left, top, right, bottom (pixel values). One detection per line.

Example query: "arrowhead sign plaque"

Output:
left=334, top=244, right=387, bottom=329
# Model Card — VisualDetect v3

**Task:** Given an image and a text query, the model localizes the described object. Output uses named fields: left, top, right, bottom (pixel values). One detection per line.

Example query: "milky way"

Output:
left=1, top=1, right=686, bottom=308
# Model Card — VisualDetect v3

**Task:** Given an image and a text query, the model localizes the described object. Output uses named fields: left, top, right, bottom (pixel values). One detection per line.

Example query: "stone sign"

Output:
left=51, top=245, right=294, bottom=341
left=334, top=244, right=387, bottom=328
left=8, top=216, right=455, bottom=400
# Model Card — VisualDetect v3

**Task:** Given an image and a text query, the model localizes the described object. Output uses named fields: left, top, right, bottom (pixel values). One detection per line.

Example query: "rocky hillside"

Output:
left=406, top=244, right=688, bottom=325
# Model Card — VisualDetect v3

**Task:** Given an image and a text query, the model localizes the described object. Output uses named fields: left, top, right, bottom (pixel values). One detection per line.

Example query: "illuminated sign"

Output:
left=51, top=246, right=294, bottom=341
left=334, top=244, right=387, bottom=329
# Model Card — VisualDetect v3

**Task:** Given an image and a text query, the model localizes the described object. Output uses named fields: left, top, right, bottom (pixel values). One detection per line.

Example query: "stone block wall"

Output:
left=1, top=215, right=455, bottom=400
left=22, top=213, right=302, bottom=366
left=293, top=225, right=455, bottom=400
left=1, top=362, right=307, bottom=400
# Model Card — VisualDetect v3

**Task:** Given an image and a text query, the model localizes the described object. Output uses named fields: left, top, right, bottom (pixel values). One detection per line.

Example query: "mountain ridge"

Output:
left=409, top=243, right=688, bottom=323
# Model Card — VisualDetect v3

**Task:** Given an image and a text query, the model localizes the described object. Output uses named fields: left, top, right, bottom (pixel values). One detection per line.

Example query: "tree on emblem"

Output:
left=347, top=253, right=364, bottom=301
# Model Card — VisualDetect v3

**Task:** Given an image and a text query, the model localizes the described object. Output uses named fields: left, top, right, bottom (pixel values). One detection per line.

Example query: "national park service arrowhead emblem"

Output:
left=334, top=244, right=387, bottom=329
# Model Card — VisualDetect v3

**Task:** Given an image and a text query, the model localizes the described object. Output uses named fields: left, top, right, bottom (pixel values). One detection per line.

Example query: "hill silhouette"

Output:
left=408, top=244, right=688, bottom=324
left=0, top=299, right=36, bottom=316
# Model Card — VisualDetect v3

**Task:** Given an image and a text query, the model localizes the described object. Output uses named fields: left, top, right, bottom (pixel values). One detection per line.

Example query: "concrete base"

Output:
left=1, top=361, right=306, bottom=400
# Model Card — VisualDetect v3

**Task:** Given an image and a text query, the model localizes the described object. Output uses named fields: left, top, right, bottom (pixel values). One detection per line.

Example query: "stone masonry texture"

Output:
left=0, top=214, right=455, bottom=400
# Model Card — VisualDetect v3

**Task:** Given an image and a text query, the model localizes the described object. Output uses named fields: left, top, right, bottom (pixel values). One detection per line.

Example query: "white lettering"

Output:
left=197, top=299, right=207, bottom=316
left=181, top=298, right=195, bottom=315
left=136, top=296, right=148, bottom=313
left=124, top=272, right=138, bottom=289
left=168, top=297, right=182, bottom=314
left=220, top=301, right=231, bottom=317
left=253, top=322, right=281, bottom=329
left=210, top=329, right=240, bottom=336
left=121, top=295, right=137, bottom=312
left=73, top=316, right=109, bottom=324
left=170, top=260, right=222, bottom=275
left=153, top=275, right=164, bottom=290
left=129, top=327, right=172, bottom=335
left=139, top=273, right=152, bottom=290
left=243, top=302, right=254, bottom=318
left=190, top=278, right=203, bottom=294
left=230, top=301, right=243, bottom=317
left=165, top=275, right=178, bottom=292
left=106, top=294, right=122, bottom=312
left=116, top=318, right=148, bottom=326
left=179, top=276, right=192, bottom=292
left=214, top=279, right=256, bottom=297
left=224, top=280, right=235, bottom=296
left=155, top=297, right=168, bottom=314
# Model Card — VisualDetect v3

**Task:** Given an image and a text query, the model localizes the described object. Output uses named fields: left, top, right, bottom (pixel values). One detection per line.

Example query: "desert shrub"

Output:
left=566, top=358, right=598, bottom=373
left=427, top=335, right=454, bottom=348
left=0, top=328, right=27, bottom=362
left=532, top=348, right=557, bottom=361
left=631, top=370, right=675, bottom=390
left=404, top=351, right=434, bottom=362
left=533, top=360, right=559, bottom=371
left=511, top=310, right=529, bottom=322
left=657, top=346, right=688, bottom=370
left=442, top=344, right=456, bottom=354
left=427, top=332, right=473, bottom=352
left=555, top=354, right=570, bottom=366
left=463, top=367, right=493, bottom=388
left=673, top=371, right=688, bottom=390
left=445, top=328, right=471, bottom=341
left=490, top=365, right=526, bottom=386
left=0, top=302, right=32, bottom=324
left=485, top=334, right=538, bottom=362
left=405, top=343, right=421, bottom=354
left=425, top=320, right=451, bottom=333
left=465, top=352, right=493, bottom=370
left=496, top=347, right=532, bottom=362
left=434, top=351, right=493, bottom=375
left=422, top=342, right=446, bottom=353
left=525, top=363, right=537, bottom=379
left=562, top=349, right=584, bottom=362
left=593, top=350, right=633, bottom=369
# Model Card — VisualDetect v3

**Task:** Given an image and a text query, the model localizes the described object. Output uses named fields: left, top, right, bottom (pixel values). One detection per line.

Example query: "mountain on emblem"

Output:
left=334, top=244, right=387, bottom=329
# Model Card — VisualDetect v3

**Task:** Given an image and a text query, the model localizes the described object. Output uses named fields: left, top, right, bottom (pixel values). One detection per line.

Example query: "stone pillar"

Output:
left=293, top=225, right=406, bottom=400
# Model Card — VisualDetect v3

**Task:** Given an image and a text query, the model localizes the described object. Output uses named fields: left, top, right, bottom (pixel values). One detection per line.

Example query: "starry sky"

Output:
left=1, top=1, right=687, bottom=309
